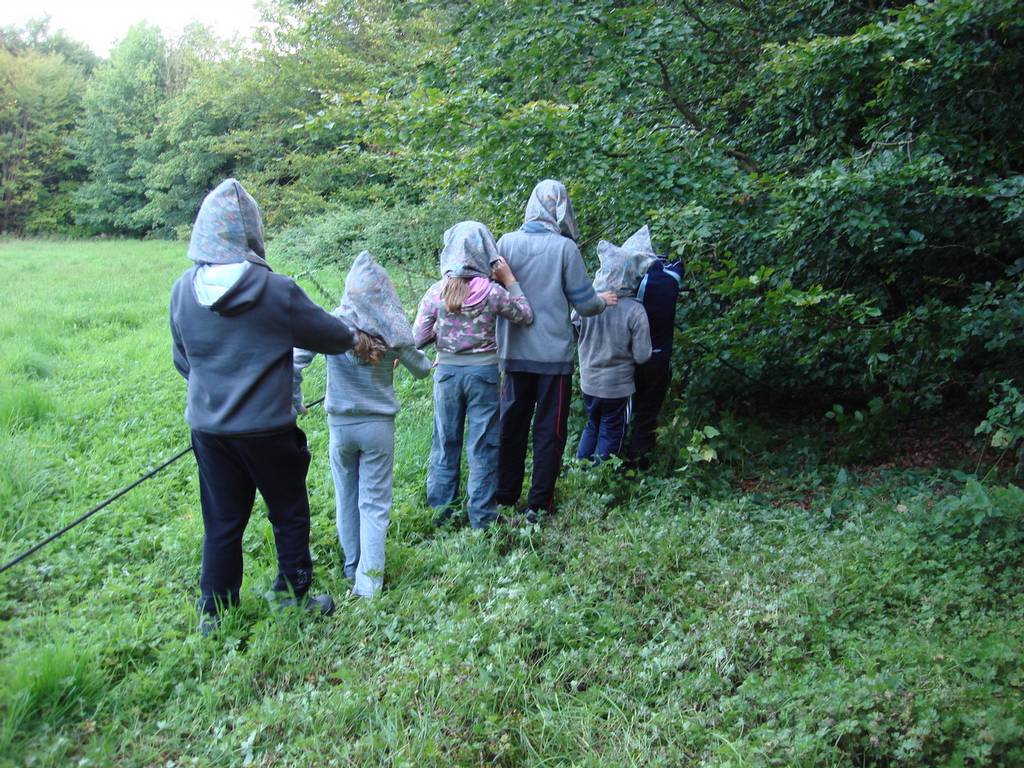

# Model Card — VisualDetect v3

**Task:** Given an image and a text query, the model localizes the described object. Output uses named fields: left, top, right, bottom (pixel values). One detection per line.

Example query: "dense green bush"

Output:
left=271, top=197, right=469, bottom=280
left=0, top=43, right=88, bottom=234
left=4, top=0, right=1023, bottom=440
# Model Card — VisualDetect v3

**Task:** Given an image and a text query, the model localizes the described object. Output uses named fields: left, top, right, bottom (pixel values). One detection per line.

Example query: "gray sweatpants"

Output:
left=328, top=419, right=394, bottom=597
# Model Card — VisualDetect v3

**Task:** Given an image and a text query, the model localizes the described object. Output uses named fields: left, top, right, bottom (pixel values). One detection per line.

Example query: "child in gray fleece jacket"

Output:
left=573, top=237, right=654, bottom=461
left=293, top=252, right=430, bottom=597
left=495, top=180, right=618, bottom=518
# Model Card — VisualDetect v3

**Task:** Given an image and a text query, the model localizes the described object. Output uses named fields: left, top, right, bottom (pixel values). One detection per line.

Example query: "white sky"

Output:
left=3, top=0, right=263, bottom=56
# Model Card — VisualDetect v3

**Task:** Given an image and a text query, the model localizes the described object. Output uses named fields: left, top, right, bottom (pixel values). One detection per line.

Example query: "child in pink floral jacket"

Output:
left=413, top=221, right=533, bottom=527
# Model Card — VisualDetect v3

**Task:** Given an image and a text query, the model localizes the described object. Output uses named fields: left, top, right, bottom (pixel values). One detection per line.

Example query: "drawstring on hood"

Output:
left=187, top=178, right=269, bottom=269
left=522, top=179, right=580, bottom=242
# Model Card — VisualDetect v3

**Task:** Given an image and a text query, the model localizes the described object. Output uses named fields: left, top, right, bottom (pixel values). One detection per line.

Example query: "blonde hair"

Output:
left=441, top=276, right=470, bottom=313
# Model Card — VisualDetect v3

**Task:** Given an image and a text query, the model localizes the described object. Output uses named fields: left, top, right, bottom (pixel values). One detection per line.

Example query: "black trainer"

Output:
left=267, top=592, right=336, bottom=617
left=198, top=613, right=221, bottom=637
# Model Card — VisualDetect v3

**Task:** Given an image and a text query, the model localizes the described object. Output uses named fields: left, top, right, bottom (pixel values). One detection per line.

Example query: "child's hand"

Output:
left=599, top=291, right=618, bottom=307
left=492, top=257, right=515, bottom=288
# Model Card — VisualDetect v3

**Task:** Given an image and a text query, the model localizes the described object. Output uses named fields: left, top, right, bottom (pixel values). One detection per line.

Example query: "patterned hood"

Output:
left=187, top=179, right=269, bottom=268
left=336, top=251, right=414, bottom=349
left=621, top=225, right=657, bottom=259
left=522, top=179, right=580, bottom=241
left=439, top=220, right=500, bottom=279
left=593, top=225, right=658, bottom=296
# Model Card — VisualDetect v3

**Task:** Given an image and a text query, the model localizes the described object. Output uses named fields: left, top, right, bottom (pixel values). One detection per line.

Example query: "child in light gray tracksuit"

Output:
left=293, top=252, right=430, bottom=597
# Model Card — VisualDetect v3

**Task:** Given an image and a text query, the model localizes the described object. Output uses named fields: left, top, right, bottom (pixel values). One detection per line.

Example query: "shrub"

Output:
left=271, top=198, right=469, bottom=279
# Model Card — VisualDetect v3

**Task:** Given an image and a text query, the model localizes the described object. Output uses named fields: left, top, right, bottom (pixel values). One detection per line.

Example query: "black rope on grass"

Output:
left=293, top=268, right=338, bottom=306
left=0, top=396, right=326, bottom=577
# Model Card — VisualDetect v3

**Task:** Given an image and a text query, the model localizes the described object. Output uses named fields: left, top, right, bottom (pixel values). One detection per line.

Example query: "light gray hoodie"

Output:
left=496, top=180, right=605, bottom=375
left=293, top=254, right=431, bottom=423
left=573, top=232, right=654, bottom=398
left=573, top=299, right=652, bottom=399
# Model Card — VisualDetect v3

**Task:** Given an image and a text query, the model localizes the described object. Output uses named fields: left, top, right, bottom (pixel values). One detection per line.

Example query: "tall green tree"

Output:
left=0, top=19, right=95, bottom=233
left=1, top=16, right=99, bottom=74
left=73, top=24, right=168, bottom=234
left=0, top=48, right=85, bottom=233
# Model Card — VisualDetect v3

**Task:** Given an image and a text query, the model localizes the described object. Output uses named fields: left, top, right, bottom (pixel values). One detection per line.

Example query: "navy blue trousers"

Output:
left=625, top=357, right=672, bottom=465
left=191, top=427, right=314, bottom=615
left=496, top=372, right=572, bottom=513
left=577, top=394, right=629, bottom=461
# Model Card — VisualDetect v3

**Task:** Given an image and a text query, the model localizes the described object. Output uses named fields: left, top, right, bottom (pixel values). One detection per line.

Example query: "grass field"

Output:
left=1, top=239, right=1022, bottom=767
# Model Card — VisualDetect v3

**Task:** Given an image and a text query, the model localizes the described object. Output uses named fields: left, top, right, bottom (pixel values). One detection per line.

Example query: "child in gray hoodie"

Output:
left=293, top=252, right=430, bottom=597
left=494, top=180, right=618, bottom=519
left=573, top=236, right=654, bottom=461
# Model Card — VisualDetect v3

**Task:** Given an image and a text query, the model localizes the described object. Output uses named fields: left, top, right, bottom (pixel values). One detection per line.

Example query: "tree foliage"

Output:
left=72, top=24, right=169, bottom=235
left=3, top=0, right=1022, bottom=426
left=0, top=20, right=92, bottom=234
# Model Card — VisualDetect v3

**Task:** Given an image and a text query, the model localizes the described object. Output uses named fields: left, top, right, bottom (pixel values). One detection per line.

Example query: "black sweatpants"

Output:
left=191, top=426, right=314, bottom=615
left=625, top=357, right=672, bottom=465
left=496, top=372, right=571, bottom=513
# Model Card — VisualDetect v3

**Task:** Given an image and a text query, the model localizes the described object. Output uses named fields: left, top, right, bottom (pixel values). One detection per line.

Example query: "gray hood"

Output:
left=440, top=220, right=500, bottom=279
left=187, top=178, right=269, bottom=268
left=523, top=179, right=579, bottom=241
left=336, top=251, right=415, bottom=349
left=191, top=261, right=270, bottom=317
left=593, top=227, right=658, bottom=296
left=621, top=225, right=657, bottom=259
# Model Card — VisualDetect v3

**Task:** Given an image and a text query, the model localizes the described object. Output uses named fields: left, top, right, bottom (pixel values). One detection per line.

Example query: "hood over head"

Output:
left=187, top=178, right=269, bottom=268
left=439, top=220, right=500, bottom=279
left=621, top=225, right=657, bottom=259
left=522, top=179, right=579, bottom=241
left=593, top=230, right=658, bottom=296
left=336, top=251, right=414, bottom=349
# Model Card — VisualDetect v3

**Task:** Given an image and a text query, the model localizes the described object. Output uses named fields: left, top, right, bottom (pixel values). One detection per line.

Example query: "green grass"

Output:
left=0, top=239, right=1022, bottom=766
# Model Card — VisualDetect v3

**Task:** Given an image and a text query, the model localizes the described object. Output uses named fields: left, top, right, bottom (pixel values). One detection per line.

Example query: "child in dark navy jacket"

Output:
left=624, top=230, right=682, bottom=467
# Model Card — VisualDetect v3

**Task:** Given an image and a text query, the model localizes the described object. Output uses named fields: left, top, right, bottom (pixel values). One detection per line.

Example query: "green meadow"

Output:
left=1, top=240, right=1022, bottom=767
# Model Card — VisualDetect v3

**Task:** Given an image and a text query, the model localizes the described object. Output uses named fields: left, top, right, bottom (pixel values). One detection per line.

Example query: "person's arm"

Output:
left=292, top=347, right=317, bottom=413
left=664, top=258, right=684, bottom=288
left=396, top=345, right=433, bottom=379
left=288, top=281, right=357, bottom=354
left=169, top=307, right=190, bottom=379
left=490, top=258, right=534, bottom=326
left=563, top=243, right=614, bottom=317
left=570, top=309, right=581, bottom=340
left=413, top=286, right=439, bottom=349
left=630, top=306, right=653, bottom=365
